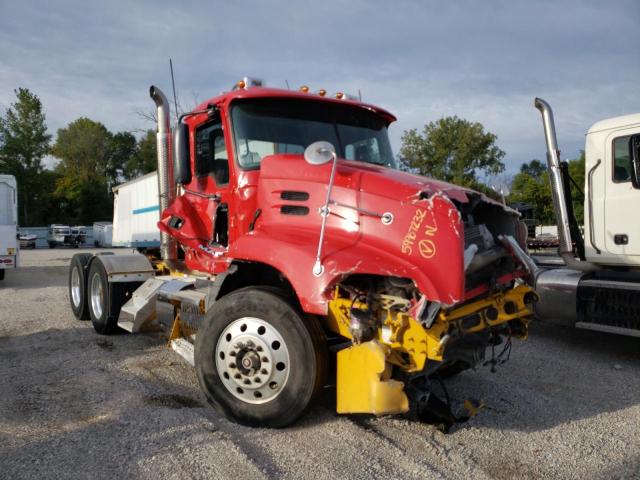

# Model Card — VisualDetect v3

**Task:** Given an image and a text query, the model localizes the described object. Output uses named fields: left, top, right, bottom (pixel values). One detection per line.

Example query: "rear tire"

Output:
left=48, top=242, right=54, bottom=248
left=69, top=253, right=92, bottom=320
left=0, top=269, right=4, bottom=281
left=87, top=260, right=127, bottom=334
left=195, top=287, right=327, bottom=428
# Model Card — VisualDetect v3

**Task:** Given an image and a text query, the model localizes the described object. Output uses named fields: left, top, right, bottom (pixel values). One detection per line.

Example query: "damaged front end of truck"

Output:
left=307, top=159, right=537, bottom=431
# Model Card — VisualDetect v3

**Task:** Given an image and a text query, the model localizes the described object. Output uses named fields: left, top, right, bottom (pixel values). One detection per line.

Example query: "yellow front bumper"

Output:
left=329, top=283, right=534, bottom=415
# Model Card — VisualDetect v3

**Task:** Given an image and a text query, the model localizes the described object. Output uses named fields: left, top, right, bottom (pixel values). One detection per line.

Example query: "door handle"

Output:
left=614, top=234, right=628, bottom=245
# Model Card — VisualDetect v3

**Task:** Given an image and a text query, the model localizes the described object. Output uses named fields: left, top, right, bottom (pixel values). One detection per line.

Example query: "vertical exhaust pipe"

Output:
left=150, top=86, right=177, bottom=261
left=534, top=98, right=598, bottom=272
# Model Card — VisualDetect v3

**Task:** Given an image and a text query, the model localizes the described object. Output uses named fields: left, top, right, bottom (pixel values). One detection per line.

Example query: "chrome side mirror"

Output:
left=303, top=141, right=338, bottom=277
left=173, top=122, right=191, bottom=185
left=304, top=141, right=336, bottom=166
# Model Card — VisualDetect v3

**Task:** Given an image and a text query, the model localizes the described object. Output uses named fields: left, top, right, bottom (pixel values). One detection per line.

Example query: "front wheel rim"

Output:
left=215, top=317, right=290, bottom=404
left=71, top=267, right=81, bottom=307
left=90, top=273, right=104, bottom=319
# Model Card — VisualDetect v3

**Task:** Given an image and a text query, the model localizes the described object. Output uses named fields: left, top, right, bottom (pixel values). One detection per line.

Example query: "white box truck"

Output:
left=0, top=175, right=18, bottom=280
left=93, top=221, right=113, bottom=247
left=112, top=171, right=160, bottom=248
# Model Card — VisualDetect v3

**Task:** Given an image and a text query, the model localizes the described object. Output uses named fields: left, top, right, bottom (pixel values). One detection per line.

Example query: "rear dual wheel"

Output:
left=87, top=260, right=128, bottom=334
left=69, top=254, right=92, bottom=320
left=195, top=288, right=327, bottom=428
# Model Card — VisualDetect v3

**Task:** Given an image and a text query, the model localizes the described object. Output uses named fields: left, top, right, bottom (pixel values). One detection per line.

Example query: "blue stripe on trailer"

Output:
left=132, top=205, right=160, bottom=215
left=111, top=240, right=161, bottom=248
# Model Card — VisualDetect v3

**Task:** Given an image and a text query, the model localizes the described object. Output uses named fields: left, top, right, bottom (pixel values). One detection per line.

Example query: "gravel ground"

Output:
left=1, top=248, right=639, bottom=479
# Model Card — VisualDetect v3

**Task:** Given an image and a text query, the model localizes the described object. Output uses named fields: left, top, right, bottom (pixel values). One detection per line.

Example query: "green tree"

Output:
left=108, top=131, right=137, bottom=185
left=0, top=88, right=51, bottom=225
left=508, top=160, right=555, bottom=224
left=399, top=116, right=505, bottom=188
left=567, top=151, right=585, bottom=225
left=124, top=130, right=156, bottom=179
left=51, top=118, right=114, bottom=224
left=508, top=153, right=585, bottom=226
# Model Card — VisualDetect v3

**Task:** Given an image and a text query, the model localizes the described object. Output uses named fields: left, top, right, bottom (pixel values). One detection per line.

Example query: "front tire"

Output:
left=0, top=269, right=4, bottom=281
left=195, top=288, right=327, bottom=428
left=69, top=253, right=92, bottom=320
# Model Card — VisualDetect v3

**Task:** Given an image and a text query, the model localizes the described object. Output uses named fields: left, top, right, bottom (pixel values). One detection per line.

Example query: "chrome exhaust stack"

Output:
left=534, top=98, right=598, bottom=272
left=150, top=85, right=177, bottom=261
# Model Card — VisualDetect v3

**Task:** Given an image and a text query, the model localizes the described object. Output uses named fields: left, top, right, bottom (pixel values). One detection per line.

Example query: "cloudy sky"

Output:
left=1, top=0, right=638, bottom=174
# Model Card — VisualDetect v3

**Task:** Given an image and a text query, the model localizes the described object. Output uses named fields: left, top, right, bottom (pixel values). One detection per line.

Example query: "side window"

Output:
left=195, top=122, right=229, bottom=185
left=345, top=138, right=382, bottom=164
left=613, top=135, right=631, bottom=183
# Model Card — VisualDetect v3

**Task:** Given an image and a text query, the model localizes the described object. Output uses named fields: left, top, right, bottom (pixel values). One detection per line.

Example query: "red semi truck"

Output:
left=68, top=78, right=536, bottom=429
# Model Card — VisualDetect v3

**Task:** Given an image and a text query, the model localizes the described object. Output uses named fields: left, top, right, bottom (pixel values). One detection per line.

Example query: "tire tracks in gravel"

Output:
left=348, top=415, right=492, bottom=480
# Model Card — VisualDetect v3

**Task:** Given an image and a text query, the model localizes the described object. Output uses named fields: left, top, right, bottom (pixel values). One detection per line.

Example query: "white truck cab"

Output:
left=0, top=175, right=18, bottom=280
left=585, top=113, right=640, bottom=265
left=534, top=99, right=640, bottom=337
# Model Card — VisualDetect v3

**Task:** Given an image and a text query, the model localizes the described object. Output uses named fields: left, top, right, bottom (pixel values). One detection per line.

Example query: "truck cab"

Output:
left=534, top=99, right=640, bottom=337
left=585, top=114, right=640, bottom=264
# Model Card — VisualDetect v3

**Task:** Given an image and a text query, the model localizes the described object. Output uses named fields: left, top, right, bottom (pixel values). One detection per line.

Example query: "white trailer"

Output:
left=0, top=175, right=18, bottom=280
left=93, top=222, right=113, bottom=247
left=112, top=171, right=160, bottom=249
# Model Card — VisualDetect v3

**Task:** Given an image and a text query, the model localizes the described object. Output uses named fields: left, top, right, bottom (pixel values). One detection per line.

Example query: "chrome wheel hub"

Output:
left=216, top=317, right=290, bottom=404
left=71, top=266, right=81, bottom=307
left=90, top=273, right=104, bottom=319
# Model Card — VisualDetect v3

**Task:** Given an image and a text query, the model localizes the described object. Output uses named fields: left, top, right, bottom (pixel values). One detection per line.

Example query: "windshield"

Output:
left=231, top=98, right=396, bottom=169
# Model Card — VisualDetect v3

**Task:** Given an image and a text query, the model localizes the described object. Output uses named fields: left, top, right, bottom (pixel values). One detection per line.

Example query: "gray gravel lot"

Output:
left=1, top=248, right=639, bottom=479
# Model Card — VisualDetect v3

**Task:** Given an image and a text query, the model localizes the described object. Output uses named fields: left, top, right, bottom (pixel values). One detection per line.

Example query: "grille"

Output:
left=464, top=224, right=495, bottom=251
left=579, top=286, right=640, bottom=330
left=280, top=205, right=309, bottom=216
left=280, top=191, right=309, bottom=201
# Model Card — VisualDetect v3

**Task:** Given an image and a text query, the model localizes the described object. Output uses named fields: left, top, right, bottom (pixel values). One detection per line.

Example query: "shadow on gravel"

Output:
left=0, top=265, right=68, bottom=290
left=441, top=321, right=640, bottom=433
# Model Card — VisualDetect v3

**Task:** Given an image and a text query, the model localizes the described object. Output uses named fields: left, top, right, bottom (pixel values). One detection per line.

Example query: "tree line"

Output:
left=0, top=88, right=156, bottom=226
left=0, top=87, right=581, bottom=229
left=399, top=116, right=585, bottom=226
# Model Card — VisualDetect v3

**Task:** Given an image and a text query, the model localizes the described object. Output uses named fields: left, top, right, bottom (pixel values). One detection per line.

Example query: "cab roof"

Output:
left=193, top=86, right=397, bottom=125
left=587, top=112, right=640, bottom=135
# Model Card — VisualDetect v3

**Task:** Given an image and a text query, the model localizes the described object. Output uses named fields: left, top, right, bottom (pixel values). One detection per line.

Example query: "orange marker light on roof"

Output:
left=318, top=89, right=327, bottom=96
left=236, top=79, right=246, bottom=89
left=335, top=92, right=344, bottom=99
left=299, top=85, right=310, bottom=93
